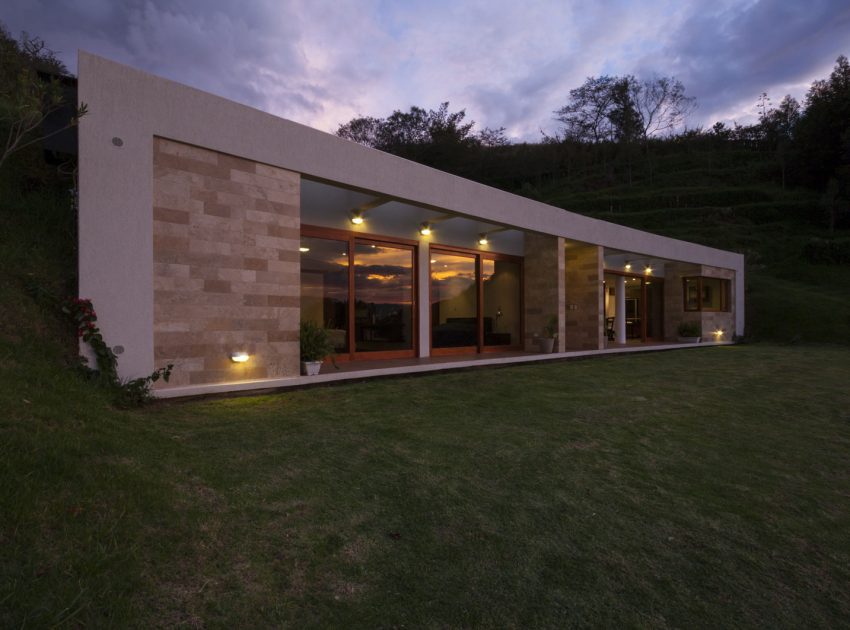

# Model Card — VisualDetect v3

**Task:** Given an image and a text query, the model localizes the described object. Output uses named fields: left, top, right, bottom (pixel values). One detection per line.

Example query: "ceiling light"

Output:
left=430, top=259, right=436, bottom=263
left=624, top=262, right=632, bottom=271
left=478, top=234, right=489, bottom=246
left=419, top=222, right=432, bottom=236
left=299, top=246, right=310, bottom=253
left=644, top=265, right=653, bottom=274
left=350, top=211, right=364, bottom=225
left=230, top=352, right=249, bottom=363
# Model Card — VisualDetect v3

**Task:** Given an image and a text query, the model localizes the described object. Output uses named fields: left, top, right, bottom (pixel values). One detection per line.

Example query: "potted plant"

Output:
left=540, top=314, right=558, bottom=353
left=299, top=320, right=336, bottom=375
left=677, top=320, right=702, bottom=343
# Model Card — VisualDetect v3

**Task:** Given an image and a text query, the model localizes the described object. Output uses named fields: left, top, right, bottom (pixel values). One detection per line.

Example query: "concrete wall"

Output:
left=152, top=138, right=300, bottom=387
left=523, top=233, right=565, bottom=352
left=564, top=244, right=604, bottom=350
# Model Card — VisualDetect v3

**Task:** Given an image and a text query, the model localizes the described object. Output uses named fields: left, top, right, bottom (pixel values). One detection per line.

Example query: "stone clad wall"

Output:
left=700, top=265, right=735, bottom=340
left=152, top=138, right=300, bottom=387
left=523, top=233, right=565, bottom=352
left=564, top=244, right=603, bottom=351
left=664, top=262, right=735, bottom=341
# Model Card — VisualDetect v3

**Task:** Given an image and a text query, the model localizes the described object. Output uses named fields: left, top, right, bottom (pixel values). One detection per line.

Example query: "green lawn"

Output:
left=2, top=343, right=849, bottom=627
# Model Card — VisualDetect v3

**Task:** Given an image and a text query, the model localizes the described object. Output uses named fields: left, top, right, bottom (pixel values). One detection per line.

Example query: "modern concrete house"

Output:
left=77, top=52, right=744, bottom=398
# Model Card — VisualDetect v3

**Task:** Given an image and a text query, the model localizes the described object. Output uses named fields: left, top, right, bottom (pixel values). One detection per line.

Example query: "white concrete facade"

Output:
left=77, top=52, right=745, bottom=396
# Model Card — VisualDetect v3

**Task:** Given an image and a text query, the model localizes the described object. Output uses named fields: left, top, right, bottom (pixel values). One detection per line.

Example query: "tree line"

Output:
left=336, top=58, right=850, bottom=230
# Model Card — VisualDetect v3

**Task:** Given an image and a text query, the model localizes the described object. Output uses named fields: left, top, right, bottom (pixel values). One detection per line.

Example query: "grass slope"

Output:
left=2, top=343, right=850, bottom=627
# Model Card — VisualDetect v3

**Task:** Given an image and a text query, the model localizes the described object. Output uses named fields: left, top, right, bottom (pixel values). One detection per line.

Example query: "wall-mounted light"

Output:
left=230, top=352, right=250, bottom=363
left=644, top=265, right=653, bottom=274
left=299, top=246, right=310, bottom=253
left=419, top=222, right=432, bottom=236
left=350, top=211, right=365, bottom=225
left=478, top=234, right=489, bottom=246
left=624, top=261, right=632, bottom=271
left=713, top=329, right=724, bottom=340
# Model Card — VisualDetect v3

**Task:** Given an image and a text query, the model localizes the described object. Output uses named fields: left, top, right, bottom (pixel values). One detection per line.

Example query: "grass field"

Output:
left=3, top=343, right=849, bottom=627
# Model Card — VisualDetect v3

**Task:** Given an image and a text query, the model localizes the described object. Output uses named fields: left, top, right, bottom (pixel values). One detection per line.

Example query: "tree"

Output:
left=790, top=55, right=850, bottom=226
left=0, top=24, right=86, bottom=170
left=337, top=102, right=479, bottom=153
left=554, top=74, right=696, bottom=145
left=628, top=76, right=696, bottom=141
left=554, top=75, right=619, bottom=143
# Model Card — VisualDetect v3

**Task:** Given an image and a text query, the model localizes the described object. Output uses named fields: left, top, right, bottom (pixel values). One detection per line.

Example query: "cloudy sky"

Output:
left=3, top=0, right=849, bottom=140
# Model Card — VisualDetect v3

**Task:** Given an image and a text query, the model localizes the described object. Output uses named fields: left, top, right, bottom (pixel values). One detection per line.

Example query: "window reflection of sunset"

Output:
left=354, top=242, right=413, bottom=305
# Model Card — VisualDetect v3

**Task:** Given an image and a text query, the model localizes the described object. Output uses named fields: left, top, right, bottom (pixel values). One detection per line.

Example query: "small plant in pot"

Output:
left=677, top=320, right=702, bottom=343
left=300, top=320, right=336, bottom=376
left=540, top=314, right=558, bottom=353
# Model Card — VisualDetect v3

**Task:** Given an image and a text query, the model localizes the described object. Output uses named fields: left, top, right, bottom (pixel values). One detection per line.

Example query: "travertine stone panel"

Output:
left=524, top=233, right=565, bottom=352
left=564, top=244, right=604, bottom=350
left=664, top=262, right=735, bottom=340
left=152, top=138, right=300, bottom=387
left=701, top=265, right=735, bottom=340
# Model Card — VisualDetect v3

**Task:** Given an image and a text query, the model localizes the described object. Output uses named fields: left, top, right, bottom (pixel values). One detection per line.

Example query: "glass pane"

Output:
left=300, top=236, right=349, bottom=352
left=482, top=259, right=521, bottom=346
left=645, top=279, right=664, bottom=338
left=625, top=277, right=642, bottom=339
left=354, top=241, right=414, bottom=352
left=684, top=277, right=699, bottom=311
left=701, top=277, right=723, bottom=310
left=431, top=253, right=478, bottom=348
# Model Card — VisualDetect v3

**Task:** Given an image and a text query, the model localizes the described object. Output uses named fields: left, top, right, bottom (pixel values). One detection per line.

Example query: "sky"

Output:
left=3, top=0, right=849, bottom=141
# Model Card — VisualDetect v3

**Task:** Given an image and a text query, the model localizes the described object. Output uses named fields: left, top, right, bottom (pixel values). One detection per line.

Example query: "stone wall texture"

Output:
left=564, top=244, right=604, bottom=350
left=152, top=137, right=300, bottom=387
left=664, top=262, right=735, bottom=341
left=523, top=233, right=565, bottom=352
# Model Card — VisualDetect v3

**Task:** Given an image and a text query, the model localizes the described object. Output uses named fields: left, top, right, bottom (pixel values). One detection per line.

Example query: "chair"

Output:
left=606, top=317, right=615, bottom=341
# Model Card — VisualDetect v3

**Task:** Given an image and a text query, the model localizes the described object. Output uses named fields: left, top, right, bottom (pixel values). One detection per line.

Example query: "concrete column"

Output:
left=615, top=275, right=627, bottom=344
left=417, top=240, right=431, bottom=357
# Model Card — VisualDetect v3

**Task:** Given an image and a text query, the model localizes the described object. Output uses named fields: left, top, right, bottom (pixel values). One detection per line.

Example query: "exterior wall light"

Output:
left=419, top=222, right=432, bottom=236
left=478, top=234, right=489, bottom=245
left=230, top=352, right=250, bottom=363
left=713, top=329, right=724, bottom=340
left=644, top=265, right=653, bottom=274
left=350, top=211, right=364, bottom=225
left=624, top=262, right=632, bottom=271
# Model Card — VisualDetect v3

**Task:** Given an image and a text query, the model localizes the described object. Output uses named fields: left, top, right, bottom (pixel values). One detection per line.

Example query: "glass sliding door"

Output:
left=300, top=236, right=349, bottom=353
left=482, top=258, right=521, bottom=349
left=645, top=279, right=664, bottom=339
left=429, top=247, right=523, bottom=354
left=353, top=240, right=415, bottom=355
left=431, top=252, right=478, bottom=352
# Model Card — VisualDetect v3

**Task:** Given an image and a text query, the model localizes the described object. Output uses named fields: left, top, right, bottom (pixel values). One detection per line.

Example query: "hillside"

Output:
left=525, top=145, right=850, bottom=344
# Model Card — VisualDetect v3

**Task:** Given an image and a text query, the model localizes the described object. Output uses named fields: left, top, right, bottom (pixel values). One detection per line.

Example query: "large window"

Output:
left=482, top=258, right=521, bottom=347
left=684, top=276, right=730, bottom=312
left=300, top=236, right=349, bottom=353
left=430, top=247, right=522, bottom=354
left=301, top=226, right=416, bottom=359
left=354, top=240, right=414, bottom=353
left=431, top=252, right=478, bottom=349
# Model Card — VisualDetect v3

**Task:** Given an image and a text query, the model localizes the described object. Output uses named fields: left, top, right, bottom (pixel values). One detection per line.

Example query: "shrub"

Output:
left=677, top=320, right=702, bottom=337
left=299, top=320, right=336, bottom=363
